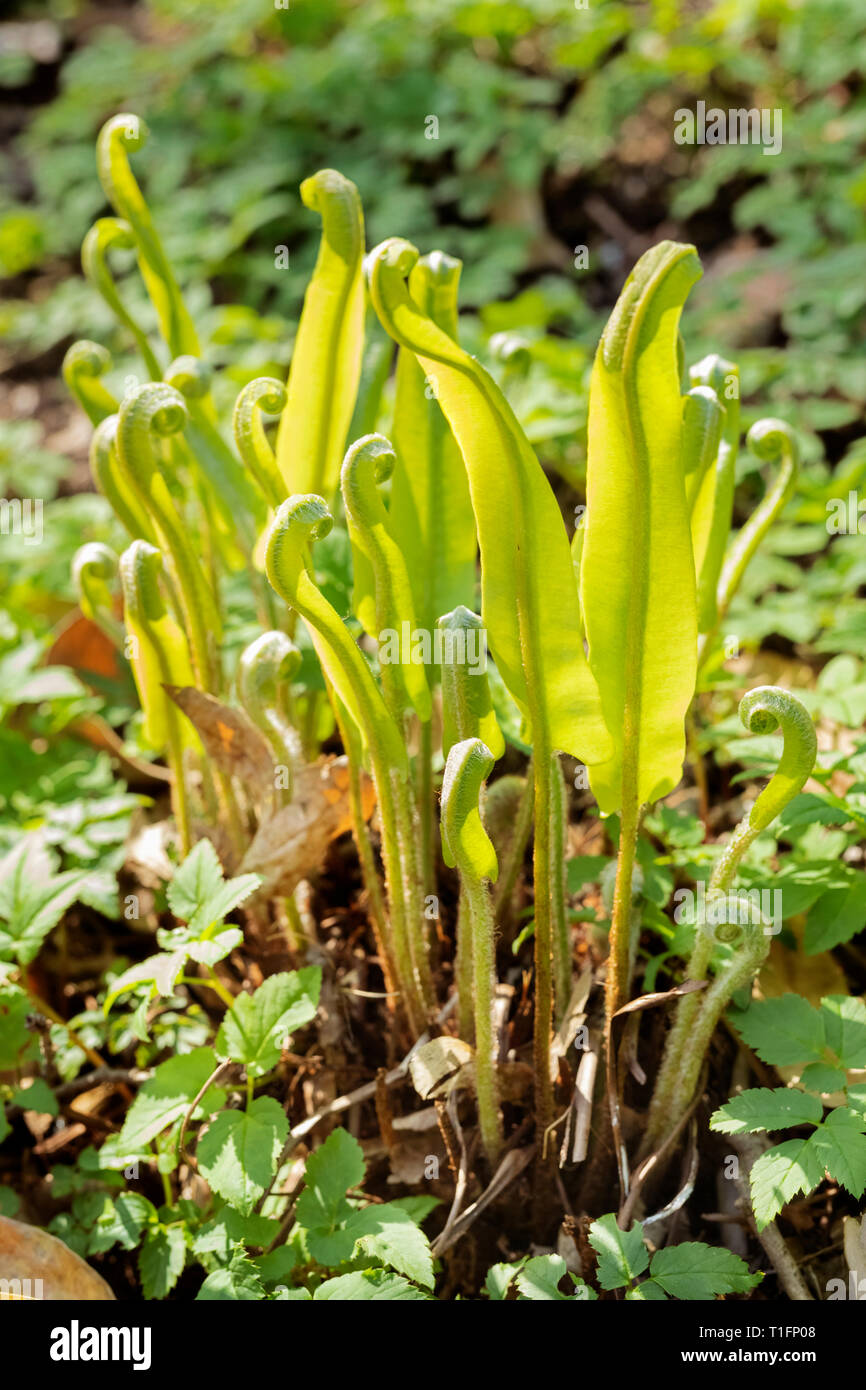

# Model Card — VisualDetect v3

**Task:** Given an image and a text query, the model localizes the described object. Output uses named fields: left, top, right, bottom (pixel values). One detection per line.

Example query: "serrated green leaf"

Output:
left=648, top=1242, right=762, bottom=1299
left=295, top=1127, right=365, bottom=1234
left=313, top=1269, right=429, bottom=1301
left=484, top=1259, right=526, bottom=1300
left=166, top=839, right=260, bottom=932
left=710, top=1087, right=823, bottom=1135
left=89, top=1192, right=157, bottom=1254
left=138, top=1222, right=186, bottom=1299
left=104, top=950, right=188, bottom=1010
left=806, top=875, right=866, bottom=954
left=215, top=967, right=321, bottom=1076
left=732, top=994, right=826, bottom=1067
left=820, top=995, right=866, bottom=1069
left=800, top=1063, right=847, bottom=1093
left=807, top=1108, right=866, bottom=1198
left=197, top=1096, right=288, bottom=1217
left=0, top=838, right=87, bottom=965
left=197, top=1250, right=267, bottom=1301
left=750, top=1137, right=825, bottom=1231
left=119, top=1048, right=227, bottom=1150
left=516, top=1254, right=571, bottom=1300
left=587, top=1212, right=649, bottom=1290
left=347, top=1202, right=434, bottom=1289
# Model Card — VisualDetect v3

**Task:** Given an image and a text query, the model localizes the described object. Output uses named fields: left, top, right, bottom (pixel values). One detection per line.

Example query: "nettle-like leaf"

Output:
left=197, top=1096, right=288, bottom=1217
left=167, top=840, right=261, bottom=933
left=732, top=993, right=866, bottom=1070
left=215, top=968, right=321, bottom=1077
left=139, top=1222, right=187, bottom=1300
left=710, top=1087, right=824, bottom=1134
left=748, top=1136, right=826, bottom=1232
left=579, top=241, right=701, bottom=814
left=294, top=1127, right=435, bottom=1289
left=118, top=1048, right=228, bottom=1151
left=105, top=841, right=261, bottom=1011
left=312, top=1270, right=430, bottom=1301
left=515, top=1254, right=597, bottom=1301
left=581, top=1215, right=760, bottom=1299
left=646, top=1243, right=762, bottom=1300
left=197, top=1251, right=267, bottom=1301
left=588, top=1212, right=649, bottom=1290
left=0, top=836, right=87, bottom=966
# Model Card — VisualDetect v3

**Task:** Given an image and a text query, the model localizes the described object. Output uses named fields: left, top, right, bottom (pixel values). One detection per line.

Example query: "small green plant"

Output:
left=711, top=993, right=866, bottom=1231
left=487, top=1212, right=760, bottom=1301
left=6, top=106, right=847, bottom=1302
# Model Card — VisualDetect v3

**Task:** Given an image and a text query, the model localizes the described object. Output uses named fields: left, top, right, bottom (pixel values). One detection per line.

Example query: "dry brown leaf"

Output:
left=0, top=1215, right=114, bottom=1300
left=239, top=756, right=374, bottom=899
left=408, top=1037, right=474, bottom=1100
left=165, top=685, right=275, bottom=798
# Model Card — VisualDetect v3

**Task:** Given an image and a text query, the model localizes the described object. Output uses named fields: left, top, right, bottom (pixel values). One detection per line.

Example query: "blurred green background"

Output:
left=2, top=0, right=866, bottom=656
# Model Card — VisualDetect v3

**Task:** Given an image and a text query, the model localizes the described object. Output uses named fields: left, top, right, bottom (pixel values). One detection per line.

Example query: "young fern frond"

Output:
left=89, top=414, right=158, bottom=546
left=237, top=631, right=303, bottom=804
left=439, top=605, right=504, bottom=1043
left=341, top=434, right=431, bottom=723
left=714, top=420, right=800, bottom=633
left=119, top=539, right=198, bottom=853
left=441, top=737, right=503, bottom=1164
left=645, top=686, right=817, bottom=1152
left=115, top=382, right=222, bottom=690
left=81, top=218, right=162, bottom=381
left=165, top=356, right=268, bottom=547
left=688, top=353, right=740, bottom=634
left=232, top=378, right=288, bottom=510
left=275, top=170, right=365, bottom=500
left=73, top=542, right=123, bottom=647
left=97, top=114, right=199, bottom=359
left=264, top=494, right=428, bottom=1033
left=369, top=234, right=611, bottom=1136
left=63, top=341, right=118, bottom=426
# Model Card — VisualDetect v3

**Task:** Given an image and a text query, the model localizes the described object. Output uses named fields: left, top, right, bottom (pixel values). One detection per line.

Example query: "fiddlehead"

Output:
left=438, top=606, right=503, bottom=1039
left=97, top=114, right=199, bottom=358
left=341, top=433, right=431, bottom=722
left=116, top=382, right=221, bottom=688
left=165, top=357, right=269, bottom=542
left=73, top=542, right=122, bottom=646
left=89, top=414, right=157, bottom=545
left=711, top=685, right=817, bottom=892
left=119, top=539, right=197, bottom=852
left=265, top=496, right=428, bottom=1029
left=81, top=218, right=162, bottom=380
left=63, top=340, right=118, bottom=426
left=237, top=630, right=303, bottom=796
left=689, top=353, right=740, bottom=634
left=232, top=378, right=287, bottom=509
left=714, top=419, right=799, bottom=630
left=438, top=606, right=502, bottom=760
left=440, top=737, right=502, bottom=1162
left=645, top=686, right=817, bottom=1151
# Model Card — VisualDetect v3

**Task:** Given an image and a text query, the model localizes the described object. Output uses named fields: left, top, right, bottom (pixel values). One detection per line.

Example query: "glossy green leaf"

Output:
left=275, top=170, right=365, bottom=499
left=580, top=241, right=702, bottom=813
left=369, top=237, right=611, bottom=766
left=389, top=252, right=476, bottom=639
